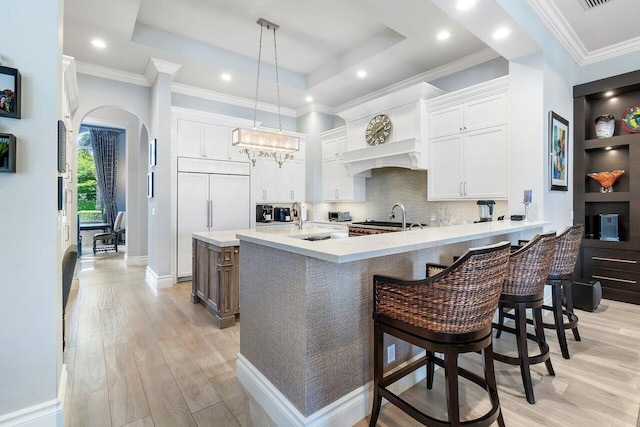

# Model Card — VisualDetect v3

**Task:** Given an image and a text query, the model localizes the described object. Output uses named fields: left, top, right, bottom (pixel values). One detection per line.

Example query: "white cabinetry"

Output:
left=252, top=141, right=306, bottom=203
left=427, top=78, right=508, bottom=201
left=176, top=118, right=248, bottom=162
left=321, top=128, right=367, bottom=202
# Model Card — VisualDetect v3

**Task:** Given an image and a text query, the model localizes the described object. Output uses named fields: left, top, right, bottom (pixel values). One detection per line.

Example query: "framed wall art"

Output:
left=0, top=66, right=21, bottom=119
left=549, top=111, right=569, bottom=191
left=147, top=172, right=154, bottom=198
left=58, top=120, right=67, bottom=173
left=149, top=138, right=157, bottom=167
left=0, top=133, right=16, bottom=173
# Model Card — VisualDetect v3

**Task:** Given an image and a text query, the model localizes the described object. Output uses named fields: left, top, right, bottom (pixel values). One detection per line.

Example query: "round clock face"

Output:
left=365, top=114, right=392, bottom=146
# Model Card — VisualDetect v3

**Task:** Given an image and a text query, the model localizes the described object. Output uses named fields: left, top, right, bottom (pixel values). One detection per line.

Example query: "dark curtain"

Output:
left=90, top=129, right=119, bottom=226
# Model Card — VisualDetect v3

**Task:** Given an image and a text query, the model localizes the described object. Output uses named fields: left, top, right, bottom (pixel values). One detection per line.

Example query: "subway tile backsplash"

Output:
left=308, top=167, right=508, bottom=225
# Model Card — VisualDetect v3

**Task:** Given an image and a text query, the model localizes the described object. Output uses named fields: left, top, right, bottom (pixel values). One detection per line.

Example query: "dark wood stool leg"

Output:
left=515, top=304, right=535, bottom=404
left=482, top=344, right=505, bottom=427
left=564, top=283, right=581, bottom=341
left=369, top=322, right=383, bottom=427
left=496, top=306, right=504, bottom=338
left=533, top=306, right=554, bottom=376
left=444, top=349, right=460, bottom=426
left=552, top=285, right=571, bottom=359
left=426, top=351, right=434, bottom=390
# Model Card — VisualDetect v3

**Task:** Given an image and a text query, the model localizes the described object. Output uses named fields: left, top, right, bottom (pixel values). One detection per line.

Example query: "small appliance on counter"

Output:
left=328, top=211, right=352, bottom=222
left=274, top=207, right=292, bottom=222
left=476, top=200, right=495, bottom=222
left=256, top=204, right=273, bottom=223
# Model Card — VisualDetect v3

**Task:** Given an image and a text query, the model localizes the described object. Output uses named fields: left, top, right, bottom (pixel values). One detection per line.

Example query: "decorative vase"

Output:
left=595, top=114, right=615, bottom=138
left=587, top=170, right=625, bottom=192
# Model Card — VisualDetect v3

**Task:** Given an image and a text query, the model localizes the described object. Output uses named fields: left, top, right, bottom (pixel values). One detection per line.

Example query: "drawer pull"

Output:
left=591, top=275, right=637, bottom=284
left=591, top=256, right=637, bottom=264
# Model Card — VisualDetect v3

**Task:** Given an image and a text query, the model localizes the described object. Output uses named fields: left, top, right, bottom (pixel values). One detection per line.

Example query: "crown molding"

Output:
left=527, top=0, right=640, bottom=65
left=75, top=61, right=150, bottom=87
left=333, top=48, right=500, bottom=113
left=171, top=82, right=298, bottom=118
left=145, top=57, right=182, bottom=84
left=295, top=102, right=336, bottom=117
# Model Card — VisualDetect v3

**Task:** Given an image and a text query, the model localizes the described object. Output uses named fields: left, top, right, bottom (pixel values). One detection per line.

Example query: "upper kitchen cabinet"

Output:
left=253, top=140, right=306, bottom=203
left=321, top=127, right=367, bottom=202
left=427, top=77, right=509, bottom=201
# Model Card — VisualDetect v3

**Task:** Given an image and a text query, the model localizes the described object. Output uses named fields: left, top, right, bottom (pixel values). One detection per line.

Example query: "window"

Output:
left=76, top=131, right=102, bottom=222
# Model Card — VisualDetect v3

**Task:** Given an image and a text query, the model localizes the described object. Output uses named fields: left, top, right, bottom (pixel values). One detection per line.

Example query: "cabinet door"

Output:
left=322, top=157, right=339, bottom=201
left=277, top=160, right=305, bottom=201
left=177, top=172, right=210, bottom=278
left=464, top=126, right=508, bottom=199
left=290, top=160, right=306, bottom=202
left=206, top=245, right=221, bottom=313
left=195, top=239, right=209, bottom=301
left=218, top=247, right=239, bottom=316
left=203, top=124, right=230, bottom=159
left=429, top=105, right=463, bottom=138
left=177, top=119, right=204, bottom=158
left=210, top=174, right=251, bottom=230
left=337, top=161, right=354, bottom=201
left=463, top=92, right=507, bottom=132
left=428, top=134, right=464, bottom=200
left=322, top=138, right=340, bottom=159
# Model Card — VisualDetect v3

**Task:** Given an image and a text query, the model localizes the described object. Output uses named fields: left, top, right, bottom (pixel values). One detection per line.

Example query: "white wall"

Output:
left=0, top=0, right=63, bottom=421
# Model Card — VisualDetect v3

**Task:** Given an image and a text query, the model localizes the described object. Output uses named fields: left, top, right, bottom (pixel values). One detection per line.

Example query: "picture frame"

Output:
left=147, top=172, right=154, bottom=198
left=58, top=176, right=64, bottom=210
left=0, top=66, right=21, bottom=119
left=58, top=120, right=67, bottom=173
left=0, top=133, right=16, bottom=173
left=549, top=111, right=569, bottom=191
left=149, top=138, right=157, bottom=167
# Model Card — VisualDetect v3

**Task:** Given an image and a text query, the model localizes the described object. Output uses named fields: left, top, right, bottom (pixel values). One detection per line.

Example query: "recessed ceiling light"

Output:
left=455, top=0, right=477, bottom=11
left=604, top=90, right=614, bottom=97
left=492, top=27, right=511, bottom=40
left=91, top=39, right=107, bottom=49
left=605, top=146, right=613, bottom=150
left=357, top=70, right=367, bottom=79
left=305, top=96, right=313, bottom=103
left=437, top=31, right=451, bottom=41
left=221, top=73, right=231, bottom=81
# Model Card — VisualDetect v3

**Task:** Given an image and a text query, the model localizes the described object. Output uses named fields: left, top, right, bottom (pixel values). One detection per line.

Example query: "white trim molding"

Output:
left=124, top=255, right=148, bottom=267
left=75, top=61, right=150, bottom=87
left=236, top=353, right=426, bottom=427
left=145, top=266, right=174, bottom=289
left=527, top=0, right=640, bottom=65
left=0, top=366, right=67, bottom=426
left=145, top=57, right=182, bottom=84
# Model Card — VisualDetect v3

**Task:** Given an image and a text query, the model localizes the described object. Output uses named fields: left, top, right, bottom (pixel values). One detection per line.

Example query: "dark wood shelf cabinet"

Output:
left=191, top=238, right=240, bottom=328
left=574, top=69, right=640, bottom=304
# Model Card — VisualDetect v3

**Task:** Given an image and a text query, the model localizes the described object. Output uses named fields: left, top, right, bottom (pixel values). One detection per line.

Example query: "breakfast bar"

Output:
left=234, top=220, right=546, bottom=426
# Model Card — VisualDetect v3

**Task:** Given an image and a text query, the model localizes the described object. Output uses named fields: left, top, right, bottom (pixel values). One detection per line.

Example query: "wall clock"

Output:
left=365, top=114, right=392, bottom=146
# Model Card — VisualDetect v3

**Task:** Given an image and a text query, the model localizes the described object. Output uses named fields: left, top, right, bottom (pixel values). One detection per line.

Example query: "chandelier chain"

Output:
left=253, top=21, right=265, bottom=128
left=273, top=26, right=282, bottom=132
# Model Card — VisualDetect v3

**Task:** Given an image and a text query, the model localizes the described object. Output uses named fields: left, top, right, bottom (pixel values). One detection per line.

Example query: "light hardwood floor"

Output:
left=66, top=252, right=640, bottom=426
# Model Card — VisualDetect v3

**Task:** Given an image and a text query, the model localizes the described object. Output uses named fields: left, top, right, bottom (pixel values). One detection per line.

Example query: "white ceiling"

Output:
left=63, top=0, right=640, bottom=113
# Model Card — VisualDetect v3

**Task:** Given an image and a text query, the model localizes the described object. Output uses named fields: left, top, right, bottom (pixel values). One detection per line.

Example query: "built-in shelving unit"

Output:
left=574, top=70, right=640, bottom=304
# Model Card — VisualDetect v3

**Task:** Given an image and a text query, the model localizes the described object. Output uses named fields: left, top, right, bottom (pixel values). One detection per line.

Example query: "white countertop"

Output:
left=235, top=220, right=547, bottom=263
left=193, top=223, right=349, bottom=247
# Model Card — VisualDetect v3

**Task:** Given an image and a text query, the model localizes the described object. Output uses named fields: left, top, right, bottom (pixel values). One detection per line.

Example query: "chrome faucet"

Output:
left=292, top=201, right=303, bottom=229
left=390, top=202, right=407, bottom=231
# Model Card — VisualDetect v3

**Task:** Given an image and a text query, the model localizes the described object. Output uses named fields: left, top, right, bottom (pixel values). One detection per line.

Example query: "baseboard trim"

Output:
left=0, top=366, right=66, bottom=426
left=145, top=267, right=174, bottom=289
left=236, top=352, right=426, bottom=427
left=124, top=255, right=148, bottom=266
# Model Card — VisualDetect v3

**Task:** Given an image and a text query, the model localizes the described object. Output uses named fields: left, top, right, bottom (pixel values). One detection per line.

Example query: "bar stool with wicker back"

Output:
left=542, top=224, right=584, bottom=359
left=370, top=241, right=511, bottom=427
left=492, top=232, right=557, bottom=404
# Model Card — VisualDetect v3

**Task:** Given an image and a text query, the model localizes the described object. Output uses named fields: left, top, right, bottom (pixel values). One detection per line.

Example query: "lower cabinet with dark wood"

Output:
left=580, top=241, right=640, bottom=304
left=191, top=238, right=240, bottom=328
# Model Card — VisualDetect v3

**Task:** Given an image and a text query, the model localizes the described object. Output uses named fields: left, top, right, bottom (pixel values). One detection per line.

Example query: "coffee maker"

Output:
left=476, top=200, right=496, bottom=222
left=256, top=204, right=273, bottom=222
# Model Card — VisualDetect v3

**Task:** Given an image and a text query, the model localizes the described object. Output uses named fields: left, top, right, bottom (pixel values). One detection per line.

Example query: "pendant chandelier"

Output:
left=232, top=18, right=299, bottom=168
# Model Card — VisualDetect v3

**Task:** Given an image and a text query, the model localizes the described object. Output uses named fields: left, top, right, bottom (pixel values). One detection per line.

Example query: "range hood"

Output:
left=337, top=82, right=445, bottom=176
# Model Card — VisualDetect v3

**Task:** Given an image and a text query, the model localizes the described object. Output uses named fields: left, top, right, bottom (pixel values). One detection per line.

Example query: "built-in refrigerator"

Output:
left=177, top=158, right=250, bottom=279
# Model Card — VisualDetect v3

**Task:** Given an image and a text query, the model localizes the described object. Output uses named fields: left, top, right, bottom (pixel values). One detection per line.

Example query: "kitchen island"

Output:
left=234, top=220, right=546, bottom=426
